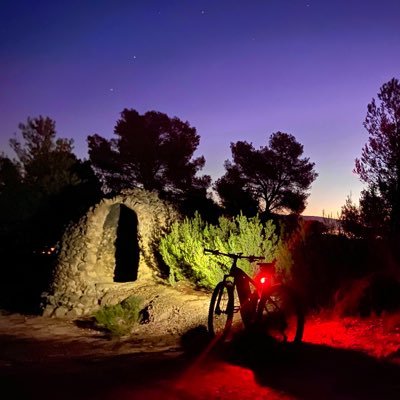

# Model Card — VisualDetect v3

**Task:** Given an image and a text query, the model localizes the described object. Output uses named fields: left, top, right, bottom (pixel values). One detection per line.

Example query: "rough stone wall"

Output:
left=42, top=189, right=178, bottom=318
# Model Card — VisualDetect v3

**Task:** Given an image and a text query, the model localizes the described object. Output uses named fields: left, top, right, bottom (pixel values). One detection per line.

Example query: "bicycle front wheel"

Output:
left=256, top=284, right=304, bottom=343
left=208, top=281, right=234, bottom=340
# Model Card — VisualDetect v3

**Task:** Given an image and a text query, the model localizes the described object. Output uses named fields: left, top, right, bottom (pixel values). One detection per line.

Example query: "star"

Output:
left=201, top=10, right=205, bottom=15
left=109, top=88, right=114, bottom=92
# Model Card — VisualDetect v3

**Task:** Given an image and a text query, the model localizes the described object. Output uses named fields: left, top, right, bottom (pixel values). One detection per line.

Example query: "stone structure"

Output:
left=42, top=189, right=178, bottom=318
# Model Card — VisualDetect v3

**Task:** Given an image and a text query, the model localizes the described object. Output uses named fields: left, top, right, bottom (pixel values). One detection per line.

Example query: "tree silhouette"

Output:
left=3, top=116, right=101, bottom=248
left=10, top=116, right=79, bottom=194
left=354, top=78, right=400, bottom=235
left=340, top=195, right=364, bottom=239
left=1, top=116, right=102, bottom=313
left=0, top=153, right=21, bottom=193
left=87, top=109, right=211, bottom=204
left=213, top=162, right=259, bottom=217
left=10, top=117, right=73, bottom=166
left=215, top=132, right=317, bottom=216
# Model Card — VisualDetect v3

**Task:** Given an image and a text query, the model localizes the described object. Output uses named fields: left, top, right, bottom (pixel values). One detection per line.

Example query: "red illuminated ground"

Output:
left=303, top=313, right=400, bottom=359
left=1, top=312, right=400, bottom=399
left=126, top=313, right=400, bottom=400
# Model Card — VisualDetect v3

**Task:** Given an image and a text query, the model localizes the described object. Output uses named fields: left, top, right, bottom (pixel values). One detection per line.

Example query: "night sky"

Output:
left=1, top=0, right=400, bottom=216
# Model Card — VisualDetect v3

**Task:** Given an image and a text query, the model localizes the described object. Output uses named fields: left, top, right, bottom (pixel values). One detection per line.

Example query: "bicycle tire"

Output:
left=208, top=281, right=234, bottom=340
left=256, top=284, right=304, bottom=343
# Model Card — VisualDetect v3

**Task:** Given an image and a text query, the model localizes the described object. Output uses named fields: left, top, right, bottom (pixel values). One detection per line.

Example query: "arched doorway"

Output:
left=114, top=204, right=140, bottom=282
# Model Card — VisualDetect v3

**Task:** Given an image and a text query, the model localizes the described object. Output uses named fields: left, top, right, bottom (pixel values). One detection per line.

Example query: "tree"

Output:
left=10, top=116, right=80, bottom=195
left=1, top=117, right=102, bottom=313
left=87, top=109, right=211, bottom=204
left=359, top=187, right=389, bottom=238
left=354, top=78, right=400, bottom=235
left=3, top=116, right=101, bottom=248
left=215, top=132, right=318, bottom=216
left=213, top=163, right=259, bottom=217
left=0, top=153, right=21, bottom=194
left=0, top=153, right=33, bottom=221
left=10, top=117, right=73, bottom=166
left=340, top=195, right=364, bottom=238
left=340, top=188, right=390, bottom=239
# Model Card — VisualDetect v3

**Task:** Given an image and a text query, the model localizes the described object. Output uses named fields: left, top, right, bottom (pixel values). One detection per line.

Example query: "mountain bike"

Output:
left=205, top=248, right=304, bottom=343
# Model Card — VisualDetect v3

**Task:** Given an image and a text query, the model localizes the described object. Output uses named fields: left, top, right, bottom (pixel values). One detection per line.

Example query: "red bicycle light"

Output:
left=255, top=273, right=270, bottom=288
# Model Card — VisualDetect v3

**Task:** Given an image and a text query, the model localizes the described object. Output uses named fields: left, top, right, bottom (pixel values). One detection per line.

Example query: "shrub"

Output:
left=159, top=212, right=278, bottom=289
left=93, top=295, right=143, bottom=337
left=334, top=273, right=400, bottom=317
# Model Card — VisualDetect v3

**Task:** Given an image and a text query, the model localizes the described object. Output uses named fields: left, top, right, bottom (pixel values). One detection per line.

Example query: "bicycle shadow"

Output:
left=220, top=330, right=400, bottom=400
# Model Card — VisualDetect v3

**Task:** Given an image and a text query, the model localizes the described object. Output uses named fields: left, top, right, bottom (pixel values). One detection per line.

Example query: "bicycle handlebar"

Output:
left=204, top=248, right=265, bottom=262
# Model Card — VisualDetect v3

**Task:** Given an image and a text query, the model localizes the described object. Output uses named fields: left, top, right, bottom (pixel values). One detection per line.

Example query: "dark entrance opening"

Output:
left=114, top=204, right=140, bottom=282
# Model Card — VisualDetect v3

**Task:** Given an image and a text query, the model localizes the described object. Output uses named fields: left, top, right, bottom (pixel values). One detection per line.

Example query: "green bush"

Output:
left=159, top=212, right=279, bottom=289
left=93, top=295, right=143, bottom=337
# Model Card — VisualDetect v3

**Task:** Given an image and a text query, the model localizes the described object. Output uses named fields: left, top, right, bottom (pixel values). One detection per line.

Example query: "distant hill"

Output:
left=301, top=215, right=341, bottom=233
left=301, top=215, right=339, bottom=224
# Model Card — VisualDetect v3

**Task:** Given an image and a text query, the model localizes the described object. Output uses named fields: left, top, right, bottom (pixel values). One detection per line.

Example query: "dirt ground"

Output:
left=1, top=308, right=399, bottom=361
left=1, top=308, right=400, bottom=400
left=0, top=310, right=183, bottom=361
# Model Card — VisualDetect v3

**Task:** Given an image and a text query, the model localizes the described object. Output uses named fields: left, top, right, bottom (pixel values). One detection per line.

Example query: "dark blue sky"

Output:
left=1, top=0, right=400, bottom=216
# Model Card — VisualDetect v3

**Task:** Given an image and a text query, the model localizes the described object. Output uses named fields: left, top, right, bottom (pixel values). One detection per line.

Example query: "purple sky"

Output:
left=1, top=0, right=400, bottom=216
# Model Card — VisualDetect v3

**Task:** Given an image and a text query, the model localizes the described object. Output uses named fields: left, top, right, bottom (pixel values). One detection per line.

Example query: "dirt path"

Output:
left=1, top=311, right=400, bottom=399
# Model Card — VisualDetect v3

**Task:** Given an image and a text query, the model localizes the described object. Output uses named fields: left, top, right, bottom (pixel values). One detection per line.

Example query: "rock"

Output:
left=54, top=306, right=68, bottom=318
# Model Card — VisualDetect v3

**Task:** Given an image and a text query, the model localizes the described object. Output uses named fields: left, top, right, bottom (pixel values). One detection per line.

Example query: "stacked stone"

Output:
left=42, top=189, right=178, bottom=318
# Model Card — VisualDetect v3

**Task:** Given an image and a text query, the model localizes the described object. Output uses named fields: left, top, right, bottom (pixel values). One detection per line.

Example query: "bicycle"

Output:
left=205, top=248, right=304, bottom=343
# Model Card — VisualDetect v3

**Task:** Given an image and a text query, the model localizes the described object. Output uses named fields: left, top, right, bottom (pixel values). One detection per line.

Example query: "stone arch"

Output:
left=42, top=189, right=178, bottom=318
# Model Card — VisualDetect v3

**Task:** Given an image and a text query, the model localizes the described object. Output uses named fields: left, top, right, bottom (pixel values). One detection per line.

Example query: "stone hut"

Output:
left=42, top=189, right=178, bottom=318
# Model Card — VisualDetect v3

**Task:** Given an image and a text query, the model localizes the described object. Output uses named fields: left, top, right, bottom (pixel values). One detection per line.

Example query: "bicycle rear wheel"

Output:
left=208, top=281, right=234, bottom=340
left=256, top=284, right=304, bottom=343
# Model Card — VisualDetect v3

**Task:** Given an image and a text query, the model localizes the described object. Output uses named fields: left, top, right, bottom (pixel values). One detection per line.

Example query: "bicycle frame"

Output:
left=220, top=255, right=273, bottom=327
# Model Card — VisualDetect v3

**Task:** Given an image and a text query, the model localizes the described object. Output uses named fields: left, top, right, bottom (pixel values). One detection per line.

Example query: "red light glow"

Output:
left=96, top=313, right=400, bottom=400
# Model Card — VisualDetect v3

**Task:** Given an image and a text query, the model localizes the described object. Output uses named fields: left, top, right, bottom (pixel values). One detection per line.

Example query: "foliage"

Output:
left=215, top=132, right=318, bottom=217
left=0, top=154, right=34, bottom=223
left=333, top=273, right=400, bottom=317
left=275, top=214, right=400, bottom=313
left=10, top=116, right=73, bottom=165
left=0, top=117, right=102, bottom=314
left=0, top=153, right=22, bottom=193
left=10, top=116, right=79, bottom=194
left=177, top=187, right=224, bottom=224
left=341, top=190, right=391, bottom=240
left=87, top=109, right=211, bottom=206
left=159, top=212, right=278, bottom=289
left=340, top=195, right=364, bottom=238
left=1, top=116, right=102, bottom=248
left=354, top=77, right=400, bottom=236
left=359, top=187, right=390, bottom=238
left=273, top=239, right=293, bottom=281
left=93, top=296, right=143, bottom=337
left=213, top=164, right=259, bottom=217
